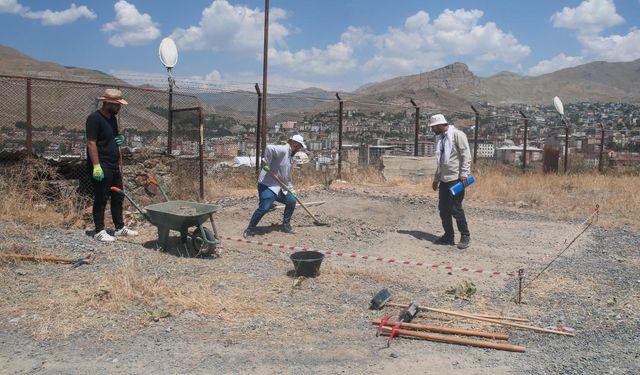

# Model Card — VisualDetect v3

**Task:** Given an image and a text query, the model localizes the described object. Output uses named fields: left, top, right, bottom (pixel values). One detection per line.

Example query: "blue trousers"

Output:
left=247, top=184, right=297, bottom=230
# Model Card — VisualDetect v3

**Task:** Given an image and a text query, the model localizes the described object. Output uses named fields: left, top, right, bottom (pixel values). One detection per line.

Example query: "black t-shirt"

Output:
left=85, top=110, right=120, bottom=170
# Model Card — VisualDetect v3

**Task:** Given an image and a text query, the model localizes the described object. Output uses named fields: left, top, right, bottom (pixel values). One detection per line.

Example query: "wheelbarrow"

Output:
left=110, top=181, right=221, bottom=257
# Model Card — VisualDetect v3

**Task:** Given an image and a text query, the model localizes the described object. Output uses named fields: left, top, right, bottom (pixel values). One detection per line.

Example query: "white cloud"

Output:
left=269, top=8, right=530, bottom=79
left=170, top=0, right=289, bottom=53
left=23, top=4, right=96, bottom=26
left=546, top=0, right=640, bottom=65
left=0, top=0, right=25, bottom=14
left=362, top=8, right=530, bottom=78
left=268, top=28, right=361, bottom=75
left=0, top=0, right=95, bottom=25
left=102, top=0, right=160, bottom=47
left=525, top=53, right=585, bottom=76
left=551, top=0, right=623, bottom=34
left=577, top=29, right=640, bottom=61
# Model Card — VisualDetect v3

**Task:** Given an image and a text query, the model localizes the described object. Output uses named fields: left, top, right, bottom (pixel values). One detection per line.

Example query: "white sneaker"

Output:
left=114, top=226, right=138, bottom=237
left=94, top=229, right=116, bottom=242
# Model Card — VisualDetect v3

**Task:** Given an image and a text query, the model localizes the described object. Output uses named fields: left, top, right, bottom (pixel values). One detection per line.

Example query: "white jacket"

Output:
left=258, top=144, right=294, bottom=195
left=434, top=126, right=471, bottom=183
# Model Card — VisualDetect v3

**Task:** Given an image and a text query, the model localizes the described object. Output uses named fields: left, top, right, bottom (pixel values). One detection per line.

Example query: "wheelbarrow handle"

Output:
left=147, top=179, right=170, bottom=202
left=110, top=186, right=149, bottom=221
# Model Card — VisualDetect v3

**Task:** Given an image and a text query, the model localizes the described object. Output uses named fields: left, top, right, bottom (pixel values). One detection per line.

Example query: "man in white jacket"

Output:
left=430, top=114, right=471, bottom=249
left=243, top=135, right=306, bottom=239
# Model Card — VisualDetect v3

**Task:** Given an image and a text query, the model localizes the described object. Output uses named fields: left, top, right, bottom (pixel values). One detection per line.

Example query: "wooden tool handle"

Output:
left=386, top=302, right=529, bottom=322
left=373, top=319, right=510, bottom=340
left=0, top=253, right=74, bottom=264
left=379, top=326, right=526, bottom=353
left=387, top=303, right=573, bottom=336
left=266, top=169, right=320, bottom=222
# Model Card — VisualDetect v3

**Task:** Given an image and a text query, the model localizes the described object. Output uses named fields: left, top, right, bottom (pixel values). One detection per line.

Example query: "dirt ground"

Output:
left=1, top=186, right=638, bottom=374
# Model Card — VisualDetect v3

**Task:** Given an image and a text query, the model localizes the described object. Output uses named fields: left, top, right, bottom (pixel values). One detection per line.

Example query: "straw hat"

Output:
left=97, top=88, right=128, bottom=105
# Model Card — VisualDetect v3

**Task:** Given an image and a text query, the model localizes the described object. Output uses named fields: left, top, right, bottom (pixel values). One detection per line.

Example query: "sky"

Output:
left=1, top=0, right=639, bottom=92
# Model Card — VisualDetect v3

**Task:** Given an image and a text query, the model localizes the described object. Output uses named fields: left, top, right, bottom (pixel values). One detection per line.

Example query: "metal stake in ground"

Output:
left=517, top=268, right=524, bottom=304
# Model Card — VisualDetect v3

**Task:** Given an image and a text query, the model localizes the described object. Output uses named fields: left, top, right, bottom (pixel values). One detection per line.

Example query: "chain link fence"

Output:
left=0, top=75, right=202, bottom=203
left=2, top=74, right=633, bottom=209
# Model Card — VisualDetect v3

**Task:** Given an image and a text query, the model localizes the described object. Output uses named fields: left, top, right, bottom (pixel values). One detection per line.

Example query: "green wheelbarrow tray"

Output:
left=111, top=186, right=221, bottom=257
left=146, top=200, right=221, bottom=250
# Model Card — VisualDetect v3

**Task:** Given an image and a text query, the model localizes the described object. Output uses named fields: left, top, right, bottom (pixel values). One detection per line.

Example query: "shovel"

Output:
left=262, top=164, right=329, bottom=226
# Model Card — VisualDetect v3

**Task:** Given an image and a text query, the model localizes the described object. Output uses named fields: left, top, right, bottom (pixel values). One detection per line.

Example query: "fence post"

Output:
left=519, top=110, right=528, bottom=173
left=598, top=123, right=605, bottom=173
left=199, top=107, right=205, bottom=200
left=26, top=77, right=33, bottom=196
left=336, top=93, right=343, bottom=180
left=255, top=83, right=262, bottom=174
left=167, top=78, right=174, bottom=155
left=563, top=119, right=570, bottom=174
left=410, top=99, right=419, bottom=156
left=470, top=105, right=479, bottom=165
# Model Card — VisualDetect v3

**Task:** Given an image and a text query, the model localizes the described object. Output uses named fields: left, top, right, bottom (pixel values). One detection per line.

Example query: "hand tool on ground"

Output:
left=387, top=302, right=573, bottom=336
left=261, top=160, right=329, bottom=226
left=372, top=319, right=510, bottom=340
left=385, top=302, right=529, bottom=322
left=380, top=302, right=419, bottom=347
left=378, top=326, right=526, bottom=353
left=0, top=253, right=91, bottom=267
left=370, top=288, right=391, bottom=310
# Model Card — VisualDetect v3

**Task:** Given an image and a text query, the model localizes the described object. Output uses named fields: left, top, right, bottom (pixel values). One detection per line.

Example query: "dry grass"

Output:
left=393, top=164, right=639, bottom=229
left=1, top=160, right=637, bottom=231
left=0, top=161, right=90, bottom=229
left=1, top=257, right=282, bottom=340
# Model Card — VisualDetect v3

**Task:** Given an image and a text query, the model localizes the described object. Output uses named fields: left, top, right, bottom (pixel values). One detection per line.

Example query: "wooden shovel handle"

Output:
left=379, top=326, right=526, bottom=353
left=373, top=319, right=510, bottom=340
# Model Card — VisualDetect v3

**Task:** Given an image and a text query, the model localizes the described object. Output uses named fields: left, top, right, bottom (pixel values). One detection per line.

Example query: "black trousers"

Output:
left=91, top=167, right=124, bottom=233
left=438, top=180, right=470, bottom=238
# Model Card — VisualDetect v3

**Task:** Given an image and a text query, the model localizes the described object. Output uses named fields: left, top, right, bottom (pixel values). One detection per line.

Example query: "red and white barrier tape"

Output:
left=223, top=235, right=517, bottom=278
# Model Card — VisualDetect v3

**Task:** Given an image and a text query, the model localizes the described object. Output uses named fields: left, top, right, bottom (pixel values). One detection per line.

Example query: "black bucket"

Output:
left=290, top=251, right=325, bottom=277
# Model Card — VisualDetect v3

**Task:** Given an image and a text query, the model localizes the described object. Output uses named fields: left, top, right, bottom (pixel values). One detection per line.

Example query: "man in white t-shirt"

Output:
left=243, top=135, right=306, bottom=239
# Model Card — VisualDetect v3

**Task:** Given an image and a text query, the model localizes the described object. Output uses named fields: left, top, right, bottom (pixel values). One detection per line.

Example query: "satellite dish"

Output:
left=553, top=96, right=564, bottom=116
left=159, top=37, right=178, bottom=69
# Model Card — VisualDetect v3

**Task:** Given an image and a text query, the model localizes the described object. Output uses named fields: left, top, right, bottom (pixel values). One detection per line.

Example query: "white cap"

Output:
left=289, top=134, right=307, bottom=149
left=428, top=114, right=448, bottom=127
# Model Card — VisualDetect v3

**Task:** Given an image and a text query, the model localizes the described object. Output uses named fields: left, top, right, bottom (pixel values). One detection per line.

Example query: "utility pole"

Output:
left=260, top=0, right=270, bottom=155
left=255, top=83, right=262, bottom=174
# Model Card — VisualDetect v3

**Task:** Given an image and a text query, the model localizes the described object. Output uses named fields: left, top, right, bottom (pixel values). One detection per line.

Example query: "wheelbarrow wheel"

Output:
left=191, top=227, right=216, bottom=257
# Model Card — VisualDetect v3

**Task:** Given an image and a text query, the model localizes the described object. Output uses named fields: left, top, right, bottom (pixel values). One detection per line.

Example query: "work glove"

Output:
left=114, top=134, right=125, bottom=145
left=92, top=164, right=104, bottom=181
left=432, top=180, right=439, bottom=191
left=289, top=188, right=297, bottom=198
left=262, top=164, right=271, bottom=172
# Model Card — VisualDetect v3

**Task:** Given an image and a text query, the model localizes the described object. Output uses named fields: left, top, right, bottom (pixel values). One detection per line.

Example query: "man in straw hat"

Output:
left=429, top=114, right=471, bottom=249
left=243, top=134, right=307, bottom=239
left=86, top=88, right=138, bottom=242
